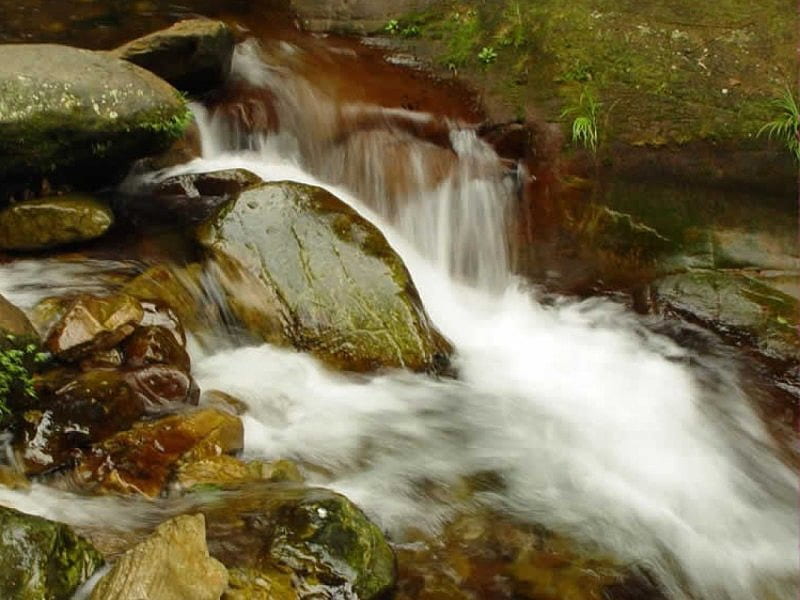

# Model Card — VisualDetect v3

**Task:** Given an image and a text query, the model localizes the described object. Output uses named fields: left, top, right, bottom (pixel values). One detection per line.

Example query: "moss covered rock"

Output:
left=0, top=196, right=113, bottom=251
left=203, top=484, right=396, bottom=600
left=0, top=505, right=103, bottom=600
left=111, top=19, right=235, bottom=95
left=0, top=44, right=190, bottom=188
left=196, top=175, right=452, bottom=373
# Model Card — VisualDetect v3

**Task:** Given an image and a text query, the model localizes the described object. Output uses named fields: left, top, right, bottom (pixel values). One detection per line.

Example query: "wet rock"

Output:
left=396, top=511, right=665, bottom=600
left=203, top=484, right=396, bottom=600
left=0, top=465, right=29, bottom=489
left=0, top=294, right=37, bottom=341
left=123, top=325, right=190, bottom=372
left=120, top=169, right=261, bottom=228
left=652, top=271, right=799, bottom=364
left=16, top=369, right=146, bottom=474
left=79, top=348, right=124, bottom=371
left=0, top=505, right=103, bottom=599
left=112, top=19, right=235, bottom=95
left=45, top=293, right=144, bottom=361
left=139, top=301, right=186, bottom=346
left=90, top=514, right=227, bottom=600
left=124, top=364, right=199, bottom=412
left=224, top=566, right=297, bottom=600
left=0, top=196, right=113, bottom=251
left=175, top=456, right=304, bottom=492
left=202, top=390, right=249, bottom=415
left=130, top=118, right=202, bottom=173
left=197, top=176, right=453, bottom=373
left=74, top=408, right=243, bottom=497
left=0, top=44, right=189, bottom=189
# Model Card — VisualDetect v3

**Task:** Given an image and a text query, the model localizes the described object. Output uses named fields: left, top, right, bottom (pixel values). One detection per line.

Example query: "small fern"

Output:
left=562, top=89, right=601, bottom=153
left=758, top=86, right=800, bottom=162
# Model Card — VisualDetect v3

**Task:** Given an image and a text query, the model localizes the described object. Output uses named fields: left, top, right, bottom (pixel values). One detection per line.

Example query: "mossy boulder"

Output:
left=0, top=44, right=190, bottom=189
left=203, top=484, right=396, bottom=600
left=196, top=174, right=452, bottom=373
left=0, top=196, right=113, bottom=251
left=0, top=505, right=103, bottom=600
left=111, top=19, right=235, bottom=95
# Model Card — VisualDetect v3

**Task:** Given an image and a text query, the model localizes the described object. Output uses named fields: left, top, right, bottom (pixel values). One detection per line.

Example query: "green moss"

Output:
left=404, top=0, right=794, bottom=149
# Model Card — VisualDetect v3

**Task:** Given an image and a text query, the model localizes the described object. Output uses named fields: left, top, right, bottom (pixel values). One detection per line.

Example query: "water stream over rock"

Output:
left=0, top=33, right=796, bottom=600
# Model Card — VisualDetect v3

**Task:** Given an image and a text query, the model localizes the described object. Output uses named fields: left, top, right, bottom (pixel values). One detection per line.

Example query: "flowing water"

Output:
left=0, top=35, right=797, bottom=600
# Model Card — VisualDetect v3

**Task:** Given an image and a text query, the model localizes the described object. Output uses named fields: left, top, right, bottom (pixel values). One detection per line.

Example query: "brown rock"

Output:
left=45, top=294, right=144, bottom=361
left=74, top=408, right=243, bottom=497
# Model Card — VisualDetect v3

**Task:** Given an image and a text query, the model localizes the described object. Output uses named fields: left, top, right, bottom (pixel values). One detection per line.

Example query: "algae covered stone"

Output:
left=204, top=484, right=396, bottom=600
left=197, top=176, right=452, bottom=373
left=0, top=44, right=190, bottom=187
left=0, top=196, right=113, bottom=251
left=0, top=505, right=103, bottom=600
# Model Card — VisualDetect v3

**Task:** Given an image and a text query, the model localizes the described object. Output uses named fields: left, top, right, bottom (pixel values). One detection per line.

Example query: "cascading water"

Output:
left=0, top=37, right=796, bottom=600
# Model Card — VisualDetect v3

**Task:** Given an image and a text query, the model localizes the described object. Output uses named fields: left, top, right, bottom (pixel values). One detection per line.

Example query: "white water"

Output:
left=0, top=39, right=797, bottom=600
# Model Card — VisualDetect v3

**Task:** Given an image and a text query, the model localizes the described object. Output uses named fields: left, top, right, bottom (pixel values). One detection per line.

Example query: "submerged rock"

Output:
left=0, top=44, right=189, bottom=188
left=45, top=294, right=143, bottom=361
left=90, top=514, right=227, bottom=600
left=175, top=456, right=304, bottom=492
left=0, top=196, right=113, bottom=251
left=197, top=174, right=452, bottom=373
left=112, top=19, right=235, bottom=95
left=203, top=484, right=396, bottom=600
left=74, top=408, right=243, bottom=497
left=0, top=505, right=103, bottom=600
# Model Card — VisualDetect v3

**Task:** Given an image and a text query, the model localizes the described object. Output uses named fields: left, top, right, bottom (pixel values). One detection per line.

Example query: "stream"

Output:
left=0, top=19, right=796, bottom=600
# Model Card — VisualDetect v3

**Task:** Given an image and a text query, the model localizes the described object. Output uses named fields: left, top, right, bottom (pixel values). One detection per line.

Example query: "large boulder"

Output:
left=0, top=44, right=190, bottom=189
left=202, top=484, right=396, bottom=600
left=74, top=408, right=243, bottom=497
left=195, top=173, right=452, bottom=373
left=0, top=506, right=103, bottom=599
left=111, top=19, right=235, bottom=95
left=0, top=196, right=113, bottom=251
left=90, top=514, right=227, bottom=600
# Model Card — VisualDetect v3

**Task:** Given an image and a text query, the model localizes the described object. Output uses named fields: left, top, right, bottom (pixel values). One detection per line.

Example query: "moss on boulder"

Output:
left=0, top=44, right=191, bottom=189
left=196, top=174, right=453, bottom=373
left=0, top=506, right=103, bottom=600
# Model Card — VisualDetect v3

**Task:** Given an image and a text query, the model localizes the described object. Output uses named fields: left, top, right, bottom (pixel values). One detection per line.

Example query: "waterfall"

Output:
left=0, top=38, right=795, bottom=600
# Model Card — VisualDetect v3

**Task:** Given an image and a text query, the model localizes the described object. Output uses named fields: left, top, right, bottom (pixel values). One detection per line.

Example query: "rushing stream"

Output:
left=0, top=36, right=796, bottom=600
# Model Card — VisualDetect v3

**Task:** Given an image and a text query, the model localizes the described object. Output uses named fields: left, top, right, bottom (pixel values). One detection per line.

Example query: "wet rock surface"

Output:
left=196, top=174, right=453, bottom=372
left=111, top=19, right=235, bottom=95
left=202, top=483, right=396, bottom=600
left=0, top=505, right=104, bottom=600
left=0, top=195, right=113, bottom=252
left=73, top=408, right=244, bottom=497
left=90, top=514, right=228, bottom=600
left=0, top=44, right=189, bottom=189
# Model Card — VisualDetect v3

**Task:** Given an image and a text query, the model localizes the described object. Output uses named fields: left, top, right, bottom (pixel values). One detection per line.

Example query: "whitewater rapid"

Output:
left=0, top=38, right=795, bottom=600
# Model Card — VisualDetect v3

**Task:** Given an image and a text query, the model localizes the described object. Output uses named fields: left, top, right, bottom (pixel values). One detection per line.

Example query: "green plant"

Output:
left=478, top=46, right=498, bottom=65
left=0, top=337, right=46, bottom=419
left=385, top=19, right=401, bottom=34
left=401, top=24, right=421, bottom=38
left=758, top=86, right=800, bottom=162
left=561, top=89, right=601, bottom=153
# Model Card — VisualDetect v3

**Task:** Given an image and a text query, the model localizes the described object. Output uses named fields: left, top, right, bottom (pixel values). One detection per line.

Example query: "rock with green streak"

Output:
left=196, top=174, right=453, bottom=373
left=653, top=271, right=799, bottom=363
left=0, top=196, right=113, bottom=251
left=0, top=505, right=103, bottom=600
left=0, top=44, right=190, bottom=188
left=203, top=483, right=396, bottom=600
